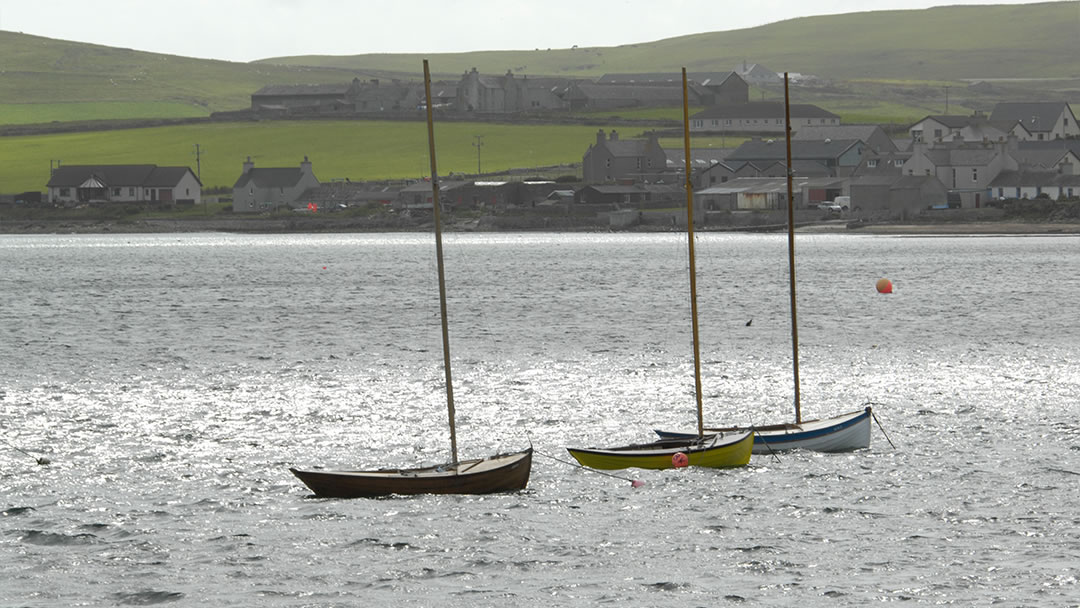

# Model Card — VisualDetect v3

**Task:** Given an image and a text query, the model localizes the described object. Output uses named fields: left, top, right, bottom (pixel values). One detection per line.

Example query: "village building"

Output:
left=690, top=103, right=841, bottom=134
left=725, top=137, right=865, bottom=177
left=988, top=102, right=1080, bottom=141
left=250, top=81, right=361, bottom=113
left=456, top=68, right=571, bottom=113
left=795, top=124, right=898, bottom=153
left=596, top=72, right=749, bottom=105
left=581, top=130, right=668, bottom=184
left=232, top=156, right=321, bottom=213
left=908, top=113, right=1025, bottom=144
left=46, top=164, right=201, bottom=206
left=733, top=62, right=781, bottom=86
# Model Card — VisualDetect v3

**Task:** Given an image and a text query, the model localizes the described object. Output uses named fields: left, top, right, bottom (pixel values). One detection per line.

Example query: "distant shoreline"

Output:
left=2, top=217, right=1080, bottom=236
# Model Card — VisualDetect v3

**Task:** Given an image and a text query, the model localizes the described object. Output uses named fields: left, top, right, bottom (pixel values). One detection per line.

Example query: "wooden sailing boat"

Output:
left=566, top=68, right=754, bottom=471
left=655, top=72, right=871, bottom=454
left=290, top=60, right=532, bottom=498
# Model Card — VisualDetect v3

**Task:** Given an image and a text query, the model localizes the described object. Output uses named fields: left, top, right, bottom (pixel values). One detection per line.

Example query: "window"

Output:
left=605, top=159, right=611, bottom=168
left=60, top=188, right=70, bottom=196
left=636, top=159, right=641, bottom=169
left=867, top=159, right=878, bottom=168
left=113, top=188, right=121, bottom=196
left=934, top=129, right=943, bottom=138
left=724, top=119, right=732, bottom=125
left=972, top=168, right=978, bottom=182
left=894, top=160, right=904, bottom=167
left=912, top=130, right=924, bottom=142
left=128, top=187, right=135, bottom=196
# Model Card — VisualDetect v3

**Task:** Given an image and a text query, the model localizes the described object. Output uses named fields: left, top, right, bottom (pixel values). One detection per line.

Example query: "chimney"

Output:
left=610, top=130, right=619, bottom=141
left=300, top=155, right=312, bottom=174
left=596, top=129, right=606, bottom=145
left=243, top=156, right=254, bottom=174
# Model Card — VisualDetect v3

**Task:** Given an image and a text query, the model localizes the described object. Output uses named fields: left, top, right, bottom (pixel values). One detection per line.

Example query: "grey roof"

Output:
left=989, top=170, right=1080, bottom=187
left=693, top=102, right=839, bottom=120
left=728, top=138, right=861, bottom=162
left=665, top=147, right=733, bottom=168
left=989, top=102, right=1074, bottom=132
left=47, top=165, right=196, bottom=188
left=234, top=168, right=307, bottom=189
left=596, top=72, right=737, bottom=86
left=794, top=124, right=886, bottom=142
left=583, top=185, right=646, bottom=194
left=253, top=83, right=352, bottom=97
left=1010, top=148, right=1077, bottom=169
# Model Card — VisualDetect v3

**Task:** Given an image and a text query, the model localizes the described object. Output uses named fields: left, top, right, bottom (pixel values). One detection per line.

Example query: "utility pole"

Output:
left=472, top=135, right=484, bottom=176
left=192, top=144, right=203, bottom=181
left=944, top=86, right=950, bottom=114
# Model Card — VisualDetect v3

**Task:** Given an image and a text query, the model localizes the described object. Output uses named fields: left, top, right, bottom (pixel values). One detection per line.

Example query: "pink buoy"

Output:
left=876, top=278, right=893, bottom=294
left=671, top=452, right=689, bottom=468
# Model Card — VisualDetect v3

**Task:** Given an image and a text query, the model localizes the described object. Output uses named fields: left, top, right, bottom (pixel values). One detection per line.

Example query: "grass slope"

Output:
left=260, top=3, right=1080, bottom=80
left=1, top=2, right=1077, bottom=125
left=0, top=120, right=626, bottom=193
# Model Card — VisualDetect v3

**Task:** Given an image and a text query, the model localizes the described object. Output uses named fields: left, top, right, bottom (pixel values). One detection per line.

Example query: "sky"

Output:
left=0, top=0, right=1063, bottom=63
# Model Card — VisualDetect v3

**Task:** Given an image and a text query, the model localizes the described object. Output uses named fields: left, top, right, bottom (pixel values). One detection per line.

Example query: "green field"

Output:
left=0, top=120, right=638, bottom=193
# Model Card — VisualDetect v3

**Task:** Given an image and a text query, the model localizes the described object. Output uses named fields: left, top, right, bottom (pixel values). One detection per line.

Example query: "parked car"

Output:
left=819, top=201, right=843, bottom=213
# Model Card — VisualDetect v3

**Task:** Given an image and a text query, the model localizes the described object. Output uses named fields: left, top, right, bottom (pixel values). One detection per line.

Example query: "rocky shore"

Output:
left=3, top=215, right=1080, bottom=236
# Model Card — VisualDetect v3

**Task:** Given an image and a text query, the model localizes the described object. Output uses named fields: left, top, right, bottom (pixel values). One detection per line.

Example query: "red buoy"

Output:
left=671, top=452, right=689, bottom=468
left=876, top=278, right=893, bottom=294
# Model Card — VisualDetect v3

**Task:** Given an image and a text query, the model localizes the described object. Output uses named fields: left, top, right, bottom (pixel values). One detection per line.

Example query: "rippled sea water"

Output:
left=1, top=232, right=1078, bottom=607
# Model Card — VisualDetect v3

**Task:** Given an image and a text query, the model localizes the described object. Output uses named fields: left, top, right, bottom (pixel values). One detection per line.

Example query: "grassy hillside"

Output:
left=0, top=30, right=372, bottom=119
left=0, top=120, right=632, bottom=194
left=260, top=3, right=1080, bottom=80
left=1, top=2, right=1077, bottom=127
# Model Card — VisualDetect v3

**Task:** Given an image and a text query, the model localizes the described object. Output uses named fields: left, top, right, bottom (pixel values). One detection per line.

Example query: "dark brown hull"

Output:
left=290, top=448, right=532, bottom=498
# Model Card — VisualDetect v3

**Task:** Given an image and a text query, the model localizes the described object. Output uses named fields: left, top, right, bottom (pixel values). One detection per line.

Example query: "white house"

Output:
left=46, top=164, right=202, bottom=206
left=989, top=102, right=1080, bottom=141
left=232, top=156, right=321, bottom=213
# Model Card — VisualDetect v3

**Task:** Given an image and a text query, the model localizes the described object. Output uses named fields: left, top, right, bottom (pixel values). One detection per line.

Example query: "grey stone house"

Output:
left=582, top=130, right=668, bottom=184
left=232, top=157, right=320, bottom=213
left=456, top=68, right=571, bottom=113
left=47, top=164, right=202, bottom=206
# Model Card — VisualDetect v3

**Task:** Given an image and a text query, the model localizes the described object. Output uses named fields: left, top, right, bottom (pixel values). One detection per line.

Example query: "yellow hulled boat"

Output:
left=567, top=430, right=753, bottom=471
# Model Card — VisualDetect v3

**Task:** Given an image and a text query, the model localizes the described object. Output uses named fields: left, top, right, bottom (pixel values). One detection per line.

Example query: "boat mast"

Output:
left=783, top=72, right=803, bottom=425
left=423, top=59, right=458, bottom=464
left=681, top=68, right=705, bottom=437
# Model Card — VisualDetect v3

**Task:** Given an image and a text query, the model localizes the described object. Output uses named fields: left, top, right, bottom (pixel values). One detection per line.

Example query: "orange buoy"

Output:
left=876, top=278, right=893, bottom=294
left=671, top=452, right=689, bottom=468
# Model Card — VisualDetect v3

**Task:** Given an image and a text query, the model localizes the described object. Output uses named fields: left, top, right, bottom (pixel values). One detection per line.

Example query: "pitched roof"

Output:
left=47, top=165, right=196, bottom=188
left=253, top=83, right=352, bottom=97
left=234, top=168, right=307, bottom=189
left=596, top=72, right=737, bottom=86
left=989, top=102, right=1074, bottom=132
left=727, top=138, right=861, bottom=162
left=693, top=102, right=839, bottom=120
left=989, top=170, right=1080, bottom=187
